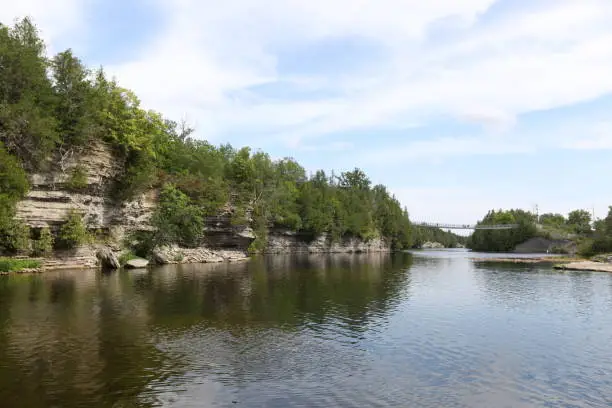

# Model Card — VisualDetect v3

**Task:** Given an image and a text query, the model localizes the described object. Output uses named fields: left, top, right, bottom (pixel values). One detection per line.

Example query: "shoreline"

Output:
left=0, top=248, right=399, bottom=275
left=471, top=256, right=612, bottom=273
left=470, top=256, right=582, bottom=264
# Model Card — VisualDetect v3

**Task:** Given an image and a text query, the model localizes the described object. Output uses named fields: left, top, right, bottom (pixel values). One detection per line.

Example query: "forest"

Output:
left=467, top=208, right=612, bottom=255
left=0, top=17, right=468, bottom=256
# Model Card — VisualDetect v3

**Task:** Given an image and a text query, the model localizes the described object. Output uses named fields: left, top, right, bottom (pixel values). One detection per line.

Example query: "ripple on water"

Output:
left=2, top=253, right=612, bottom=407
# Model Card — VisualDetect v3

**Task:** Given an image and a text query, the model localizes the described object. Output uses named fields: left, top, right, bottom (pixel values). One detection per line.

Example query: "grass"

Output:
left=0, top=258, right=42, bottom=272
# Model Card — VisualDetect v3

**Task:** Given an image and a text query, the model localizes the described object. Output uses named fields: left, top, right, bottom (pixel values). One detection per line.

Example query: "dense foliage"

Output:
left=0, top=18, right=414, bottom=253
left=579, top=207, right=612, bottom=256
left=57, top=211, right=90, bottom=249
left=467, top=209, right=538, bottom=252
left=411, top=226, right=466, bottom=248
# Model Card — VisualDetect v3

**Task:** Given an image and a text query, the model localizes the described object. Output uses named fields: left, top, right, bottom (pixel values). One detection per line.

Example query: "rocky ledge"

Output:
left=152, top=245, right=249, bottom=264
left=554, top=261, right=612, bottom=273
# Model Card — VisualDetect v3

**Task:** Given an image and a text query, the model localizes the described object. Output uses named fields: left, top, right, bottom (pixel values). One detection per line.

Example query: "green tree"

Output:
left=150, top=184, right=204, bottom=248
left=567, top=209, right=592, bottom=234
left=468, top=209, right=537, bottom=252
left=58, top=210, right=89, bottom=249
left=51, top=49, right=95, bottom=147
left=32, top=226, right=54, bottom=256
left=539, top=213, right=565, bottom=226
left=0, top=18, right=58, bottom=168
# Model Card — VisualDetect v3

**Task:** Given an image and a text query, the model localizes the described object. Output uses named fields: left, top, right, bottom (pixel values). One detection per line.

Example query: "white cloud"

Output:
left=125, top=0, right=612, bottom=146
left=0, top=0, right=87, bottom=54
left=9, top=0, right=612, bottom=149
left=4, top=0, right=612, bottom=223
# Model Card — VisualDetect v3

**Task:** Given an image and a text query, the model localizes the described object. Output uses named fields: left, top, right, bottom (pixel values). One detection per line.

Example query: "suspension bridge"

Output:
left=413, top=222, right=519, bottom=230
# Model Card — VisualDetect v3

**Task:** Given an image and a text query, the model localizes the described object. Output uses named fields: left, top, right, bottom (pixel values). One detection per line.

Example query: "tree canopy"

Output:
left=467, top=209, right=537, bottom=252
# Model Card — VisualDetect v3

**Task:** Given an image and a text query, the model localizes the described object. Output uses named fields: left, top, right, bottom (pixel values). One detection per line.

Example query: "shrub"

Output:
left=31, top=226, right=54, bottom=256
left=58, top=211, right=90, bottom=248
left=151, top=184, right=204, bottom=248
left=247, top=214, right=268, bottom=254
left=0, top=258, right=41, bottom=272
left=0, top=219, right=31, bottom=254
left=67, top=166, right=88, bottom=190
left=577, top=239, right=596, bottom=258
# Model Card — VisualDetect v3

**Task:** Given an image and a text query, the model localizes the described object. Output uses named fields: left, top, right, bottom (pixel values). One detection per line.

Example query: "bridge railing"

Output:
left=413, top=222, right=519, bottom=230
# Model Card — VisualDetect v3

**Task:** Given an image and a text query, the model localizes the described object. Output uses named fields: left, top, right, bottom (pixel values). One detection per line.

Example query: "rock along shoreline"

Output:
left=471, top=256, right=612, bottom=273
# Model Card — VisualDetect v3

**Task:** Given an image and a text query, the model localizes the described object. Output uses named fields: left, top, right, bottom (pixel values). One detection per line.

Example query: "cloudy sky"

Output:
left=3, top=0, right=612, bottom=225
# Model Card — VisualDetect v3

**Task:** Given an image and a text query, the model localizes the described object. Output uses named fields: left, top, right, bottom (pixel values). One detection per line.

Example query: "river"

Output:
left=1, top=250, right=611, bottom=407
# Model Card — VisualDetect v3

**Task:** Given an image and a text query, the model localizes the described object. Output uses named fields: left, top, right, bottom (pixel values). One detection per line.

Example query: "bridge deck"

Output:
left=413, top=222, right=519, bottom=230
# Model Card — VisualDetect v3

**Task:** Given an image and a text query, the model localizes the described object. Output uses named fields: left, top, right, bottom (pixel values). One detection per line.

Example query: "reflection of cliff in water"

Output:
left=147, top=252, right=413, bottom=333
left=0, top=253, right=413, bottom=408
left=0, top=272, right=172, bottom=408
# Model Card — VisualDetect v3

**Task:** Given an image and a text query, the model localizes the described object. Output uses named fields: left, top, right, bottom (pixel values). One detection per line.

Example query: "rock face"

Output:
left=152, top=245, right=249, bottom=264
left=125, top=258, right=149, bottom=269
left=15, top=141, right=158, bottom=234
left=266, top=230, right=391, bottom=253
left=514, top=237, right=577, bottom=255
left=421, top=242, right=444, bottom=249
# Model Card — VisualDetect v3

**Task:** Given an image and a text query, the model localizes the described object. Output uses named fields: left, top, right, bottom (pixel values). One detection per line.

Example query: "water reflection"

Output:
left=0, top=252, right=413, bottom=408
left=3, top=251, right=612, bottom=407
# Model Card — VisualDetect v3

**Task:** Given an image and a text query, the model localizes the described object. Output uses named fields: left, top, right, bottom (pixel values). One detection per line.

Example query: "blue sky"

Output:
left=3, top=0, right=612, bottom=224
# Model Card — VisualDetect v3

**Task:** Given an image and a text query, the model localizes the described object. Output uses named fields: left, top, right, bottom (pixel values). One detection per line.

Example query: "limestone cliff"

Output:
left=266, top=229, right=391, bottom=253
left=14, top=141, right=392, bottom=269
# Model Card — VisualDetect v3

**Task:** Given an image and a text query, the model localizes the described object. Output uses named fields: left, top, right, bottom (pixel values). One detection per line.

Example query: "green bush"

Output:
left=31, top=226, right=54, bottom=256
left=0, top=258, right=41, bottom=272
left=151, top=184, right=204, bottom=248
left=58, top=210, right=90, bottom=249
left=0, top=219, right=31, bottom=254
left=247, top=214, right=269, bottom=254
left=577, top=239, right=596, bottom=258
left=67, top=166, right=88, bottom=190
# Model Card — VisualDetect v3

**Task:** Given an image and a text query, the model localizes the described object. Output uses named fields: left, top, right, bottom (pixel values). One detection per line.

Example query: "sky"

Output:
left=2, top=0, right=612, bottom=225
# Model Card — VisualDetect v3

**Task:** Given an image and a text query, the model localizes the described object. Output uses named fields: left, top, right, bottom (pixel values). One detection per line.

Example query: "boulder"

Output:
left=152, top=248, right=171, bottom=264
left=96, top=248, right=120, bottom=270
left=125, top=258, right=149, bottom=269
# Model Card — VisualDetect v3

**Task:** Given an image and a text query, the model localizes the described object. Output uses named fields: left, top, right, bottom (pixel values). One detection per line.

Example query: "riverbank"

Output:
left=471, top=255, right=612, bottom=273
left=470, top=256, right=581, bottom=264
left=553, top=261, right=612, bottom=273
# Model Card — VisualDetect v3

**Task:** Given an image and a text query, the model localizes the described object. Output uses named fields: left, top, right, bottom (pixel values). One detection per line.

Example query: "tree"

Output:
left=150, top=184, right=204, bottom=248
left=52, top=49, right=95, bottom=147
left=468, top=209, right=537, bottom=252
left=0, top=18, right=58, bottom=168
left=58, top=211, right=90, bottom=249
left=567, top=209, right=592, bottom=234
left=539, top=213, right=565, bottom=226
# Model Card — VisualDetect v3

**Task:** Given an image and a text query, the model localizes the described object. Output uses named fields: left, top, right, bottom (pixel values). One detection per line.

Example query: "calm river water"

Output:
left=1, top=250, right=612, bottom=407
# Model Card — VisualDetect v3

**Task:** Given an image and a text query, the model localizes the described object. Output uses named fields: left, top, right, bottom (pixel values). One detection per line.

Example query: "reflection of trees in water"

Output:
left=472, top=262, right=605, bottom=319
left=0, top=272, right=172, bottom=408
left=0, top=253, right=414, bottom=407
left=145, top=252, right=414, bottom=399
left=146, top=252, right=413, bottom=334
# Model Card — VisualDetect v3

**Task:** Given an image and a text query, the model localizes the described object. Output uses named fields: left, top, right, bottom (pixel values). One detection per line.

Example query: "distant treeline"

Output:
left=467, top=208, right=612, bottom=255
